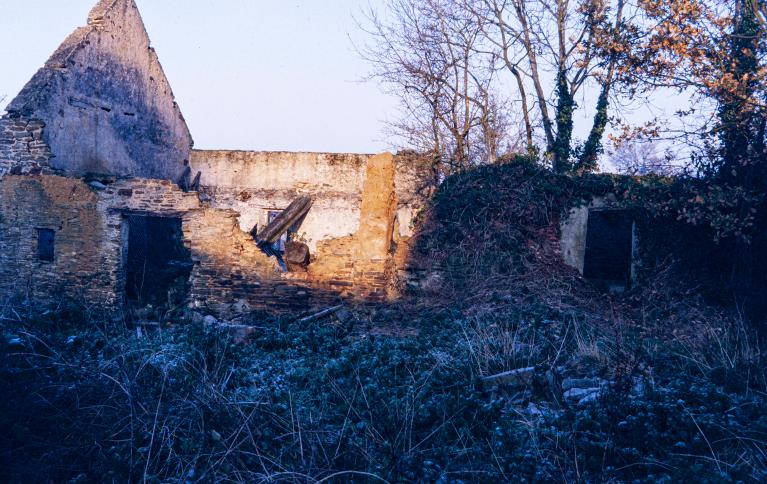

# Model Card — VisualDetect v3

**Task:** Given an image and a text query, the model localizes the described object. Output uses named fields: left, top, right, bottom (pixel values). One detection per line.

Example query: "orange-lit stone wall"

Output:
left=0, top=150, right=436, bottom=317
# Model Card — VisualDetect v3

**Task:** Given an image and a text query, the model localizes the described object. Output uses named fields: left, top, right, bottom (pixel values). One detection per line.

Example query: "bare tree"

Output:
left=609, top=139, right=677, bottom=176
left=466, top=0, right=629, bottom=172
left=359, top=0, right=521, bottom=174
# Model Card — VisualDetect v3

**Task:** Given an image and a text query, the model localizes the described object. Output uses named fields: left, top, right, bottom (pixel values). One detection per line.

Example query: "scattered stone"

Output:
left=284, top=241, right=310, bottom=271
left=562, top=377, right=608, bottom=392
left=631, top=376, right=653, bottom=397
left=230, top=300, right=249, bottom=315
left=482, top=366, right=535, bottom=388
left=526, top=402, right=543, bottom=418
left=221, top=323, right=257, bottom=344
left=563, top=387, right=600, bottom=405
left=203, top=315, right=218, bottom=326
left=577, top=392, right=601, bottom=407
left=545, top=370, right=557, bottom=391
left=335, top=308, right=355, bottom=324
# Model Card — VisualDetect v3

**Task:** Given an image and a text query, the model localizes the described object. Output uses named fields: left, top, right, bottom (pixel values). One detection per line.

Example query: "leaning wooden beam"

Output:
left=256, top=196, right=313, bottom=245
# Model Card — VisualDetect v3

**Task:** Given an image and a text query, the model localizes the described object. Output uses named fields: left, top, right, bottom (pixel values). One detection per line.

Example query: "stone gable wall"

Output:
left=6, top=0, right=193, bottom=180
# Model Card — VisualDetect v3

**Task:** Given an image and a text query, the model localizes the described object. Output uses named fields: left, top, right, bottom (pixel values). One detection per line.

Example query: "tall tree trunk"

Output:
left=552, top=69, right=575, bottom=173
left=511, top=67, right=535, bottom=150
left=514, top=0, right=555, bottom=150
left=578, top=0, right=625, bottom=172
left=578, top=86, right=610, bottom=172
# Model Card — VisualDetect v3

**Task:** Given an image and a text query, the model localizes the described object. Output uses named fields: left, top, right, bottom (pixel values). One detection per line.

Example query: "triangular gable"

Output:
left=6, top=0, right=193, bottom=180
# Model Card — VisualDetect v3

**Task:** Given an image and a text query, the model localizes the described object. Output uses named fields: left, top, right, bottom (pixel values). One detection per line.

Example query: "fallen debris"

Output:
left=298, top=305, right=344, bottom=324
left=190, top=171, right=202, bottom=191
left=285, top=241, right=310, bottom=271
left=177, top=161, right=192, bottom=192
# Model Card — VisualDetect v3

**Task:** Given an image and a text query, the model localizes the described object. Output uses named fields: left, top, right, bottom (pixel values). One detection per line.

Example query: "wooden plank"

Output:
left=256, top=196, right=313, bottom=245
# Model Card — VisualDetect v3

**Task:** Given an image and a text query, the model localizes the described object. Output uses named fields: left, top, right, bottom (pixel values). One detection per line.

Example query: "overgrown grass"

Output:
left=0, top=296, right=765, bottom=482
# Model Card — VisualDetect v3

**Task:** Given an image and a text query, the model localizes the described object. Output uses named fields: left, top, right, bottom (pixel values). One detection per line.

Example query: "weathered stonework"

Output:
left=0, top=0, right=437, bottom=318
left=6, top=0, right=192, bottom=180
left=0, top=165, right=434, bottom=317
left=0, top=116, right=53, bottom=176
left=0, top=176, right=111, bottom=305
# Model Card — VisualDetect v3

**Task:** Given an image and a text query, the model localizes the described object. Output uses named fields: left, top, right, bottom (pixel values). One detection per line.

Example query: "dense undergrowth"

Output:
left=1, top=160, right=766, bottom=482
left=1, top=300, right=764, bottom=482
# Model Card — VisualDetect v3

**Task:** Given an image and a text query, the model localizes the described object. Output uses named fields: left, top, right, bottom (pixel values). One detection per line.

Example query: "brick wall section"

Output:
left=0, top=116, right=53, bottom=176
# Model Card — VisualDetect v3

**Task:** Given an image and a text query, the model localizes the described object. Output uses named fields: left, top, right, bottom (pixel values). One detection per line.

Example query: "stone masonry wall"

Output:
left=191, top=150, right=435, bottom=250
left=0, top=167, right=429, bottom=317
left=0, top=116, right=53, bottom=176
left=6, top=0, right=193, bottom=180
left=0, top=175, right=112, bottom=305
left=191, top=150, right=437, bottom=307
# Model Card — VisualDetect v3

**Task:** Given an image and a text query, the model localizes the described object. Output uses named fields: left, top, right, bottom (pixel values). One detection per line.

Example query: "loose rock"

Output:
left=482, top=366, right=535, bottom=388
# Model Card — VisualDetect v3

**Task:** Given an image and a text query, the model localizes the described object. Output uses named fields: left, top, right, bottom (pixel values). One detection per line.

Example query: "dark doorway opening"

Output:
left=125, top=215, right=193, bottom=310
left=583, top=209, right=634, bottom=289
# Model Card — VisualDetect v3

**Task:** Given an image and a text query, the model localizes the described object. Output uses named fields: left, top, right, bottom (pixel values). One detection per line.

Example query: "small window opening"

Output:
left=37, top=228, right=55, bottom=262
left=583, top=209, right=634, bottom=290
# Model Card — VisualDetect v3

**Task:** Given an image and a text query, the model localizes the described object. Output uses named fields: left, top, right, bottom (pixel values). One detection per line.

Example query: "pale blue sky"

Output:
left=1, top=1, right=692, bottom=163
left=0, top=0, right=394, bottom=153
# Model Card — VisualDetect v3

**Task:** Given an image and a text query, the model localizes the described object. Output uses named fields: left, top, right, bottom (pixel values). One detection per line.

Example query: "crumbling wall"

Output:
left=0, top=0, right=439, bottom=316
left=191, top=150, right=435, bottom=252
left=191, top=150, right=370, bottom=251
left=0, top=144, right=435, bottom=316
left=0, top=173, right=390, bottom=317
left=192, top=150, right=436, bottom=304
left=0, top=117, right=53, bottom=176
left=5, top=0, right=192, bottom=180
left=305, top=153, right=398, bottom=300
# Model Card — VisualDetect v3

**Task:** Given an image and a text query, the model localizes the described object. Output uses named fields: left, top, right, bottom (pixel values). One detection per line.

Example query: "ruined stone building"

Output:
left=0, top=0, right=435, bottom=318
